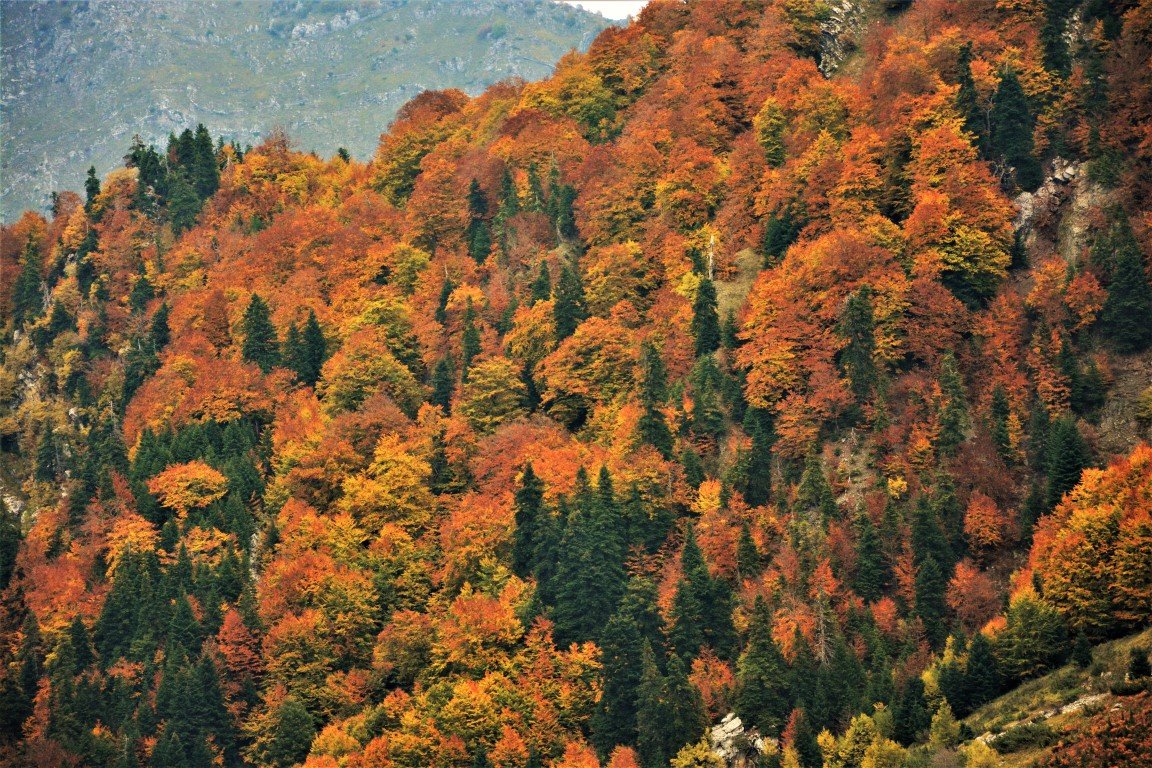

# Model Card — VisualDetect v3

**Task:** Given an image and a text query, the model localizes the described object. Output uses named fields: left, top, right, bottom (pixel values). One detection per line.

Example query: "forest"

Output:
left=1, top=1, right=1151, bottom=767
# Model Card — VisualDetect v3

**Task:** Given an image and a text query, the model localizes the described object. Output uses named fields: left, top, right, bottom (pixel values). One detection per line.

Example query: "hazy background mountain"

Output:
left=0, top=0, right=612, bottom=220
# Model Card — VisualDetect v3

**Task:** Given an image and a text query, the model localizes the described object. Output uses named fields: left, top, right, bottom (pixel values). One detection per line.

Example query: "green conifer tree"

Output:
left=85, top=166, right=101, bottom=209
left=854, top=509, right=886, bottom=602
left=241, top=294, right=279, bottom=373
left=1045, top=416, right=1089, bottom=508
left=1099, top=217, right=1152, bottom=353
left=461, top=299, right=482, bottom=381
left=13, top=235, right=43, bottom=327
left=735, top=597, right=792, bottom=735
left=990, top=69, right=1042, bottom=191
left=838, top=287, right=879, bottom=406
left=553, top=262, right=587, bottom=340
left=512, top=463, right=545, bottom=578
left=691, top=278, right=721, bottom=357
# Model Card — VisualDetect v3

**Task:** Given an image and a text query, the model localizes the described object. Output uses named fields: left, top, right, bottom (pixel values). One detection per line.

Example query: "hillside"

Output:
left=1, top=1, right=1151, bottom=768
left=0, top=0, right=612, bottom=220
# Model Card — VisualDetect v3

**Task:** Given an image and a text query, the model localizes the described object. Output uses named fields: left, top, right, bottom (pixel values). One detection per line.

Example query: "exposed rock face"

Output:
left=1014, top=157, right=1115, bottom=266
left=819, top=0, right=868, bottom=76
left=711, top=712, right=770, bottom=768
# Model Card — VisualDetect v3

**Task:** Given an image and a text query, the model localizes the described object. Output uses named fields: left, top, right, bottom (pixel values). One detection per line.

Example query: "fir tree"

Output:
left=242, top=294, right=279, bottom=373
left=669, top=525, right=737, bottom=661
left=1099, top=217, right=1152, bottom=353
left=283, top=310, right=326, bottom=385
left=530, top=260, right=552, bottom=304
left=735, top=597, right=792, bottom=735
left=592, top=608, right=646, bottom=754
left=838, top=287, right=879, bottom=406
left=892, top=677, right=930, bottom=746
left=636, top=646, right=705, bottom=768
left=512, top=463, right=545, bottom=578
left=636, top=341, right=673, bottom=457
left=990, top=69, right=1042, bottom=191
left=736, top=523, right=762, bottom=581
left=151, top=302, right=172, bottom=350
left=965, top=632, right=1001, bottom=709
left=914, top=554, right=948, bottom=647
left=955, top=44, right=986, bottom=149
left=937, top=353, right=969, bottom=455
left=461, top=299, right=482, bottom=381
left=691, top=277, right=721, bottom=357
left=989, top=385, right=1014, bottom=462
left=167, top=171, right=202, bottom=235
left=1045, top=416, right=1089, bottom=508
left=430, top=356, right=455, bottom=411
left=466, top=179, right=492, bottom=262
left=552, top=468, right=626, bottom=646
left=261, top=698, right=315, bottom=768
left=796, top=451, right=836, bottom=520
left=85, top=166, right=101, bottom=209
left=192, top=124, right=220, bottom=200
left=13, top=235, right=43, bottom=327
left=854, top=509, right=886, bottom=602
left=130, top=274, right=154, bottom=314
left=553, top=262, right=586, bottom=340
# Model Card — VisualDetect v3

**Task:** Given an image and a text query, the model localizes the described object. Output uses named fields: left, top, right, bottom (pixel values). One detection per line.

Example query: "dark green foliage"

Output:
left=552, top=468, right=626, bottom=646
left=893, top=676, right=930, bottom=745
left=1071, top=632, right=1093, bottom=668
left=853, top=509, right=886, bottom=602
left=736, top=523, right=762, bottom=582
left=530, top=260, right=552, bottom=304
left=0, top=506, right=19, bottom=592
left=796, top=452, right=836, bottom=520
left=283, top=310, right=326, bottom=386
left=461, top=299, right=482, bottom=381
left=995, top=596, right=1069, bottom=682
left=955, top=44, right=986, bottom=148
left=1045, top=416, right=1089, bottom=508
left=636, top=645, right=706, bottom=768
left=192, top=124, right=220, bottom=200
left=130, top=274, right=154, bottom=313
left=990, top=385, right=1014, bottom=462
left=166, top=171, right=202, bottom=235
left=85, top=166, right=101, bottom=208
left=838, top=287, right=879, bottom=406
left=739, top=407, right=774, bottom=507
left=636, top=341, right=673, bottom=457
left=990, top=69, right=1042, bottom=192
left=553, top=262, right=587, bottom=340
left=1040, top=0, right=1075, bottom=76
left=1129, top=647, right=1151, bottom=680
left=735, top=597, right=791, bottom=735
left=241, top=294, right=280, bottom=373
left=914, top=554, right=948, bottom=647
left=669, top=525, right=737, bottom=661
left=151, top=302, right=172, bottom=350
left=430, top=356, right=455, bottom=411
left=512, top=463, right=545, bottom=578
left=762, top=206, right=801, bottom=266
left=937, top=353, right=969, bottom=454
left=681, top=446, right=705, bottom=489
left=1098, top=217, right=1152, bottom=353
left=688, top=355, right=726, bottom=439
left=466, top=179, right=493, bottom=262
left=691, top=278, right=721, bottom=357
left=592, top=595, right=648, bottom=754
left=260, top=698, right=316, bottom=768
left=13, top=236, right=43, bottom=327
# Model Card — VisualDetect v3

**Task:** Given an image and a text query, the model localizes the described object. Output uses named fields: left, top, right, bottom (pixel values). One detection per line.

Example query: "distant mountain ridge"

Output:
left=0, top=0, right=612, bottom=220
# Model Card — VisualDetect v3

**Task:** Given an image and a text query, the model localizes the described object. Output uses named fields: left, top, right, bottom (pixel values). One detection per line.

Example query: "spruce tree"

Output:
left=262, top=698, right=315, bottom=768
left=669, top=525, right=737, bottom=661
left=1099, top=217, right=1152, bottom=353
left=937, top=353, right=969, bottom=454
left=130, top=274, right=154, bottom=313
left=13, top=236, right=43, bottom=327
left=151, top=302, right=172, bottom=350
left=892, top=677, right=930, bottom=746
left=735, top=597, right=792, bottom=735
left=461, top=299, right=482, bottom=381
left=636, top=341, right=673, bottom=457
left=553, top=262, right=586, bottom=340
left=691, top=278, right=721, bottom=357
left=736, top=523, right=762, bottom=582
left=592, top=609, right=646, bottom=754
left=242, top=294, right=279, bottom=373
left=914, top=554, right=948, bottom=647
left=192, top=124, right=219, bottom=200
left=796, top=452, right=836, bottom=520
left=1071, top=632, right=1093, bottom=668
left=854, top=509, right=886, bottom=602
left=552, top=468, right=626, bottom=646
left=298, top=310, right=326, bottom=385
left=1045, top=416, right=1088, bottom=508
left=430, top=356, right=455, bottom=411
left=466, top=179, right=492, bottom=262
left=512, top=463, right=545, bottom=578
left=990, top=69, right=1042, bottom=191
left=955, top=44, right=986, bottom=148
left=838, top=287, right=879, bottom=406
left=530, top=261, right=552, bottom=304
left=167, top=171, right=202, bottom=235
left=85, top=166, right=101, bottom=209
left=636, top=646, right=705, bottom=768
left=990, top=385, right=1013, bottom=462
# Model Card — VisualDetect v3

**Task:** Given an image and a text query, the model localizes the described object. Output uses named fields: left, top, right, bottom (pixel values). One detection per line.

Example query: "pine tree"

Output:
left=965, top=633, right=1001, bottom=707
left=1045, top=416, right=1089, bottom=508
left=838, top=287, right=879, bottom=406
left=13, top=235, right=43, bottom=327
left=242, top=294, right=279, bottom=372
left=1040, top=0, right=1074, bottom=76
left=735, top=597, right=792, bottom=736
left=691, top=278, right=721, bottom=357
left=736, top=523, right=762, bottom=581
left=512, top=463, right=545, bottom=578
left=553, top=262, right=586, bottom=340
left=85, top=166, right=101, bottom=209
left=796, top=452, right=836, bottom=520
left=990, top=69, right=1042, bottom=191
left=1099, top=217, right=1152, bottom=353
left=592, top=608, right=646, bottom=754
left=892, top=677, right=930, bottom=746
left=192, top=124, right=220, bottom=200
left=741, top=407, right=774, bottom=507
left=298, top=311, right=326, bottom=385
left=636, top=646, right=706, bottom=768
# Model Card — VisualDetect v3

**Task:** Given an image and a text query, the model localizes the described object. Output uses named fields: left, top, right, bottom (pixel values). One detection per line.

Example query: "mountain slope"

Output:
left=0, top=0, right=611, bottom=220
